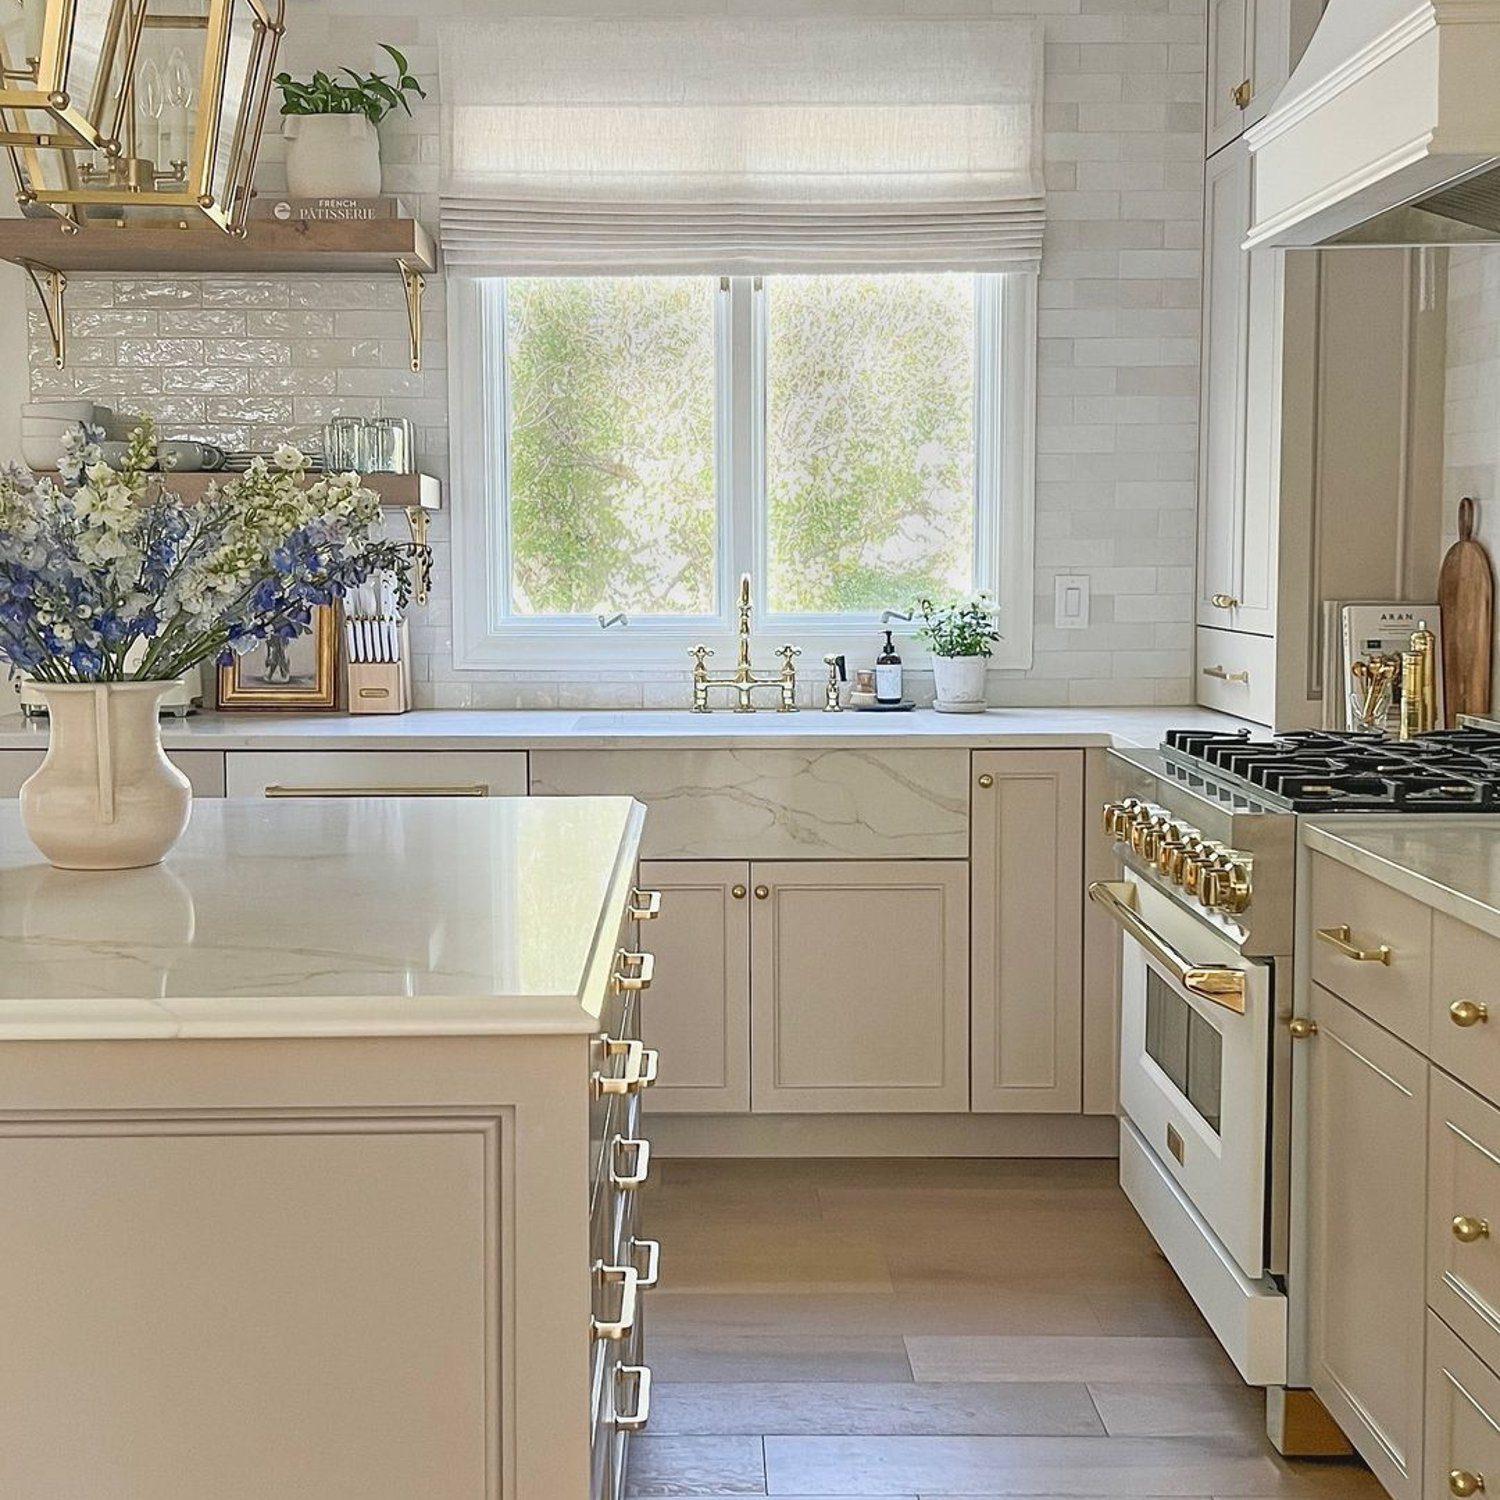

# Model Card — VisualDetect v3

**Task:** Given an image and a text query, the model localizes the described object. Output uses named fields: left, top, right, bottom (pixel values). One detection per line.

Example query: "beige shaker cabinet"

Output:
left=1206, top=0, right=1324, bottom=158
left=1301, top=982, right=1429, bottom=1500
left=636, top=859, right=752, bottom=1114
left=749, top=859, right=970, bottom=1114
left=970, top=751, right=1084, bottom=1114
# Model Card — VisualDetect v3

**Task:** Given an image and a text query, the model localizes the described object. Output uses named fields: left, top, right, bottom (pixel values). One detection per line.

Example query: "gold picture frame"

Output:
left=216, top=605, right=339, bottom=712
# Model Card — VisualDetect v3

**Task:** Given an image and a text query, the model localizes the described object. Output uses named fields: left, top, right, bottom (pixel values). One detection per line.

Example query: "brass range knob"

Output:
left=1201, top=855, right=1252, bottom=915
left=1453, top=1216, right=1491, bottom=1245
left=1452, top=1000, right=1490, bottom=1029
left=1451, top=1472, right=1487, bottom=1499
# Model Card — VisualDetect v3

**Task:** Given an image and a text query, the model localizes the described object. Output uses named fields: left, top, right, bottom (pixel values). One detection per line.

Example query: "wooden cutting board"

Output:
left=1438, top=496, right=1495, bottom=726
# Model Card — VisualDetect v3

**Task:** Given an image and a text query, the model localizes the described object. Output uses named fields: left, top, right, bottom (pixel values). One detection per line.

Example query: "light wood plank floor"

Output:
left=628, top=1158, right=1383, bottom=1500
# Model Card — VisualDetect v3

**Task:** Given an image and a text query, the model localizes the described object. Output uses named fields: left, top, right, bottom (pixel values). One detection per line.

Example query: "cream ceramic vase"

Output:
left=283, top=113, right=382, bottom=198
left=19, top=683, right=192, bottom=870
left=931, top=654, right=988, bottom=712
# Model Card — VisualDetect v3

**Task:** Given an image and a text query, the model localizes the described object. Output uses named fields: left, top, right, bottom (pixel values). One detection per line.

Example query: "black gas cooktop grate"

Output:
left=1160, top=728, right=1500, bottom=812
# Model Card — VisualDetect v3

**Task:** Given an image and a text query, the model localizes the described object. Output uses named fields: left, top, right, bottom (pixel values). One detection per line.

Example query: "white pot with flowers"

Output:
left=916, top=593, right=1001, bottom=713
left=274, top=44, right=426, bottom=200
left=0, top=421, right=412, bottom=870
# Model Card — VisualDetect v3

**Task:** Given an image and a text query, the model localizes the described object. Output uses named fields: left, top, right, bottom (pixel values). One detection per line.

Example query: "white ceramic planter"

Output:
left=283, top=113, right=382, bottom=199
left=931, top=653, right=989, bottom=713
left=19, top=683, right=192, bottom=870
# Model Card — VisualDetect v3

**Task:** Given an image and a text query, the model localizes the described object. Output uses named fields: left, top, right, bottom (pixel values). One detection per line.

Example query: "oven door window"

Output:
left=1143, top=967, right=1223, bottom=1135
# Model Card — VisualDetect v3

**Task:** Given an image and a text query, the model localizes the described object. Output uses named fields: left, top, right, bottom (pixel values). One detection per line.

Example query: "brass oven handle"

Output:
left=628, top=888, right=663, bottom=921
left=1316, top=925, right=1392, bottom=966
left=591, top=1262, right=640, bottom=1342
left=264, top=784, right=489, bottom=798
left=614, top=1363, right=653, bottom=1432
left=631, top=1236, right=662, bottom=1290
left=610, top=1135, right=652, bottom=1191
left=613, top=950, right=656, bottom=994
left=1087, top=881, right=1246, bottom=1014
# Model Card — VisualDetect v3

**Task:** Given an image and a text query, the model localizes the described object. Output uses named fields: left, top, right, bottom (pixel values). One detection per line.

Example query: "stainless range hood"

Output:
left=1246, top=0, right=1500, bottom=248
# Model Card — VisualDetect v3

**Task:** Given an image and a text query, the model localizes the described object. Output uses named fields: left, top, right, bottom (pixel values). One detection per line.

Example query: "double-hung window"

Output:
left=451, top=270, right=1035, bottom=671
left=440, top=12, right=1045, bottom=673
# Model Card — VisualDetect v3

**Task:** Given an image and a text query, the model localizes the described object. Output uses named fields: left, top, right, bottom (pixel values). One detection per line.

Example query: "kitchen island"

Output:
left=0, top=796, right=655, bottom=1500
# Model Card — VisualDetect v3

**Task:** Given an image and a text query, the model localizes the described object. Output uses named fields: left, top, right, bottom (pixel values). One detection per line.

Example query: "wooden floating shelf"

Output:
left=32, top=470, right=442, bottom=511
left=0, top=216, right=436, bottom=275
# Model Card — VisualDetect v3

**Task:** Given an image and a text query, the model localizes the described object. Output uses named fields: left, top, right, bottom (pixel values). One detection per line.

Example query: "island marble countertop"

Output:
left=1304, top=816, right=1500, bottom=942
left=0, top=796, right=645, bottom=1041
left=0, top=703, right=1248, bottom=753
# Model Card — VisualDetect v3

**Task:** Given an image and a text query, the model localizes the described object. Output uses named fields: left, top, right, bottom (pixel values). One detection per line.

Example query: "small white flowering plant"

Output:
left=913, top=593, right=1002, bottom=658
left=0, top=419, right=414, bottom=683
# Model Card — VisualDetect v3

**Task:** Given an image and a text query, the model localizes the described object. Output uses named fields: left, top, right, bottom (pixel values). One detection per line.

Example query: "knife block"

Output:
left=346, top=621, right=412, bottom=715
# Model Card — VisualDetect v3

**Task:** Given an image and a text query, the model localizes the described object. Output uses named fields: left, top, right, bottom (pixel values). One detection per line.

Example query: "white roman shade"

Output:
left=438, top=15, right=1045, bottom=275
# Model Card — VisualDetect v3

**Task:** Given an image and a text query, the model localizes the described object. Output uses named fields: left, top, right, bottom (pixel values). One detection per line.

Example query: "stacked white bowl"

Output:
left=20, top=401, right=113, bottom=471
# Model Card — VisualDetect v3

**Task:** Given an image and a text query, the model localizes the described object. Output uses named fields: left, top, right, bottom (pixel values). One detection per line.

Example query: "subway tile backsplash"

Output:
left=25, top=0, right=1206, bottom=711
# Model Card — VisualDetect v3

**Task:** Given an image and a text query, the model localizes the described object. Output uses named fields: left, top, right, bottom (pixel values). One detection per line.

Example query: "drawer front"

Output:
left=1430, top=1071, right=1500, bottom=1374
left=223, top=750, right=528, bottom=798
left=1433, top=915, right=1500, bottom=1103
left=531, top=748, right=969, bottom=859
left=1195, top=627, right=1275, bottom=726
left=0, top=747, right=226, bottom=797
left=1426, top=1312, right=1500, bottom=1500
left=1309, top=853, right=1433, bottom=1050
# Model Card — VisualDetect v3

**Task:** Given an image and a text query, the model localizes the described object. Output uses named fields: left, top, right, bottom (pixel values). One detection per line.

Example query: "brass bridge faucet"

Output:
left=690, top=575, right=800, bottom=713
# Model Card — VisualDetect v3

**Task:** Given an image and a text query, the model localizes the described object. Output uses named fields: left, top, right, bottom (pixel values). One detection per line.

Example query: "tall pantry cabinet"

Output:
left=1194, top=1, right=1447, bottom=729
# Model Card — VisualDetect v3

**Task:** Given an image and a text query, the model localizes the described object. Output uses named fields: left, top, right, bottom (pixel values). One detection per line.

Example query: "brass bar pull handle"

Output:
left=1452, top=1001, right=1490, bottom=1028
left=1453, top=1216, right=1491, bottom=1244
left=1316, top=925, right=1392, bottom=966
left=263, top=784, right=489, bottom=799
left=614, top=1364, right=653, bottom=1431
left=1202, top=665, right=1250, bottom=685
left=613, top=950, right=656, bottom=994
left=631, top=1236, right=662, bottom=1290
left=610, top=1136, right=652, bottom=1191
left=1087, top=881, right=1246, bottom=1014
left=591, top=1262, right=640, bottom=1342
left=628, top=888, right=663, bottom=922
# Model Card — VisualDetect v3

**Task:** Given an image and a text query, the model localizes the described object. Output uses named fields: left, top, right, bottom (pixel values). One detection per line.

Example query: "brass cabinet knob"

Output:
left=977, top=774, right=994, bottom=789
left=754, top=885, right=770, bottom=901
left=1453, top=1216, right=1491, bottom=1244
left=1288, top=1018, right=1318, bottom=1040
left=1451, top=1472, right=1487, bottom=1498
left=731, top=884, right=747, bottom=901
left=1452, top=1000, right=1491, bottom=1029
left=1232, top=79, right=1253, bottom=109
left=1211, top=594, right=1240, bottom=610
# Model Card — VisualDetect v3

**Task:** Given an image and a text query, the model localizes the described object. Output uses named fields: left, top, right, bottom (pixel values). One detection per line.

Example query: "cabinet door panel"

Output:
left=971, top=751, right=1083, bottom=1114
left=1207, top=0, right=1249, bottom=156
left=637, top=860, right=750, bottom=1114
left=1245, top=0, right=1325, bottom=131
left=1425, top=1313, right=1500, bottom=1500
left=750, top=860, right=969, bottom=1114
left=1302, top=984, right=1427, bottom=1500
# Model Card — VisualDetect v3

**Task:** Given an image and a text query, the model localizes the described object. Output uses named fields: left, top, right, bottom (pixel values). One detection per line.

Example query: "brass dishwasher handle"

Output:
left=1087, top=881, right=1246, bottom=1014
left=1453, top=1216, right=1491, bottom=1244
left=609, top=1136, right=652, bottom=1191
left=1451, top=1472, right=1487, bottom=1498
left=591, top=1262, right=640, bottom=1342
left=1202, top=665, right=1250, bottom=685
left=613, top=950, right=656, bottom=994
left=628, top=888, right=662, bottom=921
left=614, top=1364, right=653, bottom=1432
left=1316, top=925, right=1392, bottom=966
left=263, top=784, right=489, bottom=798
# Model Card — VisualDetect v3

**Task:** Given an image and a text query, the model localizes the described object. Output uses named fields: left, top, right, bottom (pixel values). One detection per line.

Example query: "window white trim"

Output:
left=449, top=272, right=1036, bottom=677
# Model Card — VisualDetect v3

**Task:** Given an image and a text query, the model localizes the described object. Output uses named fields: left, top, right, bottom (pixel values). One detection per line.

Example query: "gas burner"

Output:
left=1159, top=727, right=1500, bottom=813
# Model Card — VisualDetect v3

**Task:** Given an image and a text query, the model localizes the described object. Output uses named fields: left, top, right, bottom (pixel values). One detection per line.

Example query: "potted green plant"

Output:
left=274, top=44, right=425, bottom=200
left=915, top=593, right=1001, bottom=713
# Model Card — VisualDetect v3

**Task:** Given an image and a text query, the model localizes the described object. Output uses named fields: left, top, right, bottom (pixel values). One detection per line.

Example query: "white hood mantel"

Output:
left=1247, top=0, right=1500, bottom=247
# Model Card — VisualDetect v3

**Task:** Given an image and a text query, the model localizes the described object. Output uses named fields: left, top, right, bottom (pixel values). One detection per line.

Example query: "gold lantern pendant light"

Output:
left=0, top=0, right=284, bottom=232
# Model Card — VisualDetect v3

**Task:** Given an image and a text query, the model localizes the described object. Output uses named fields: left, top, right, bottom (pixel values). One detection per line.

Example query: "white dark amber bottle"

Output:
left=875, top=629, right=903, bottom=705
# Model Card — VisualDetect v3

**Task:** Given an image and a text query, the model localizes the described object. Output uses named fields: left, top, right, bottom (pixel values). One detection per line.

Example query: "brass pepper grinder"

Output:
left=1400, top=620, right=1439, bottom=740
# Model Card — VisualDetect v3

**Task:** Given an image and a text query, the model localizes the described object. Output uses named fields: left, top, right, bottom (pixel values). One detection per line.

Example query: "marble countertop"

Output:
left=0, top=704, right=1247, bottom=753
left=0, top=796, right=646, bottom=1040
left=1304, top=816, right=1500, bottom=941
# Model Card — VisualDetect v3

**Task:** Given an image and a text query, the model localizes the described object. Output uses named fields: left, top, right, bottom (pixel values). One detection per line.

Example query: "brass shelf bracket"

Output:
left=398, top=259, right=425, bottom=372
left=21, top=261, right=67, bottom=368
left=405, top=504, right=432, bottom=607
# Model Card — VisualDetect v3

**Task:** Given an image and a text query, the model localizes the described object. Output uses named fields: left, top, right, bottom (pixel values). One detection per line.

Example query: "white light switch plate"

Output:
left=1054, top=575, right=1090, bottom=630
